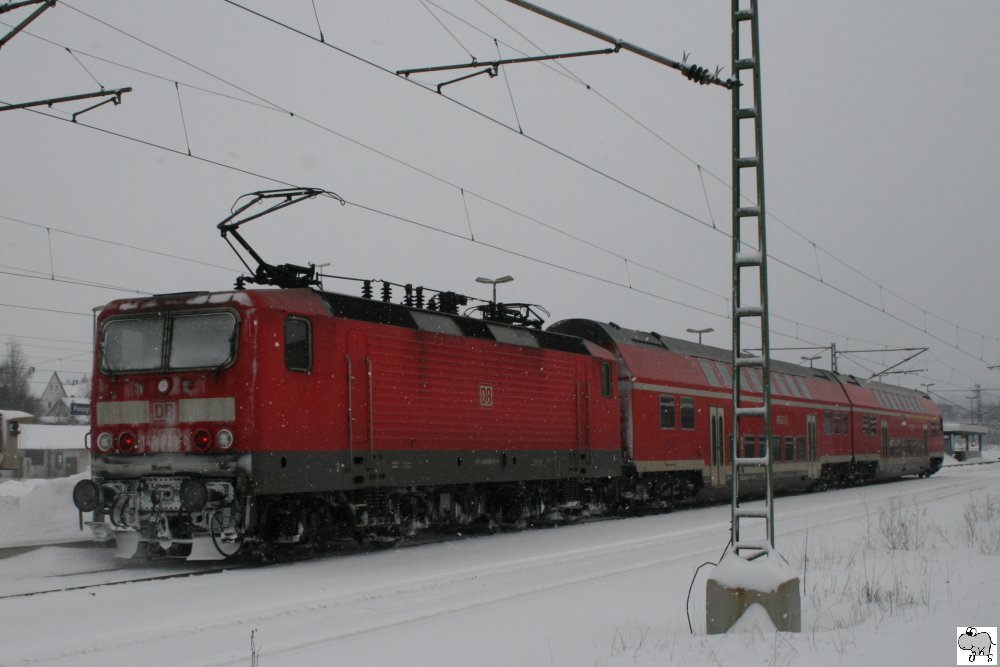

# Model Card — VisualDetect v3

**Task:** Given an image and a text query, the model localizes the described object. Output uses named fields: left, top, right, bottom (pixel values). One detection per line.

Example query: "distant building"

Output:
left=39, top=372, right=90, bottom=424
left=15, top=423, right=89, bottom=479
left=943, top=421, right=988, bottom=461
left=0, top=410, right=33, bottom=478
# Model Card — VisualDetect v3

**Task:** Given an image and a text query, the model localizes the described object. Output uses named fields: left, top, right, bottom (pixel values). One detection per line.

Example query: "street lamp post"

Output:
left=476, top=276, right=514, bottom=318
left=801, top=353, right=822, bottom=368
left=686, top=327, right=713, bottom=345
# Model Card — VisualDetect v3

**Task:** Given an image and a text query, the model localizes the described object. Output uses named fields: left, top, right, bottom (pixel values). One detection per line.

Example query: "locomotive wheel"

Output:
left=210, top=513, right=243, bottom=558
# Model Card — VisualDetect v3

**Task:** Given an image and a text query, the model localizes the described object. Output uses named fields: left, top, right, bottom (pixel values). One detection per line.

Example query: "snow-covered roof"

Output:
left=0, top=410, right=34, bottom=422
left=17, top=424, right=89, bottom=451
left=943, top=421, right=990, bottom=435
left=63, top=383, right=90, bottom=399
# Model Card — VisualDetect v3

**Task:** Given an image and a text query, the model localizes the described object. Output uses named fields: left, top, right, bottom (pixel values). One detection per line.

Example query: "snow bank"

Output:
left=0, top=471, right=91, bottom=547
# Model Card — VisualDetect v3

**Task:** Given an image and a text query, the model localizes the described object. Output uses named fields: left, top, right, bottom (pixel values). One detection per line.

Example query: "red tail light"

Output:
left=193, top=430, right=212, bottom=452
left=118, top=432, right=137, bottom=452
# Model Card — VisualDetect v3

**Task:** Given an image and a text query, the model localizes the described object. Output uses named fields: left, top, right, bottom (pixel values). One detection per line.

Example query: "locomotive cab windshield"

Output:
left=101, top=311, right=238, bottom=372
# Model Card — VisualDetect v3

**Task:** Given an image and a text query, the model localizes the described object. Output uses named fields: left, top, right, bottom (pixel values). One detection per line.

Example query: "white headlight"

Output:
left=96, top=432, right=114, bottom=453
left=216, top=428, right=235, bottom=450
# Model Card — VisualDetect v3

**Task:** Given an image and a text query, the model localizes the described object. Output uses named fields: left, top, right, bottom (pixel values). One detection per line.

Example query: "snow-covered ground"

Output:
left=1, top=456, right=998, bottom=666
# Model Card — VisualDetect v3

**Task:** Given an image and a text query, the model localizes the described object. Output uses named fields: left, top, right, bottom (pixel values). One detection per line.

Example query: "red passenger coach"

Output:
left=75, top=287, right=621, bottom=559
left=844, top=381, right=944, bottom=480
left=549, top=319, right=943, bottom=499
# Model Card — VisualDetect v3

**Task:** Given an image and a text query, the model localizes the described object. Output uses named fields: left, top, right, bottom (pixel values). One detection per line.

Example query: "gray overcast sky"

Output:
left=1, top=1, right=998, bottom=411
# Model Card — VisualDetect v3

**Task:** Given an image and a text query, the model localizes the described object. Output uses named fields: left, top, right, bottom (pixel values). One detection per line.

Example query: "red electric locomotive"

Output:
left=72, top=286, right=622, bottom=559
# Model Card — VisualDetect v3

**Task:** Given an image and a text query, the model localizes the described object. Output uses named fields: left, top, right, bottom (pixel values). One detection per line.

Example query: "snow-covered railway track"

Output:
left=4, top=467, right=995, bottom=667
left=0, top=563, right=234, bottom=601
left=3, top=468, right=991, bottom=602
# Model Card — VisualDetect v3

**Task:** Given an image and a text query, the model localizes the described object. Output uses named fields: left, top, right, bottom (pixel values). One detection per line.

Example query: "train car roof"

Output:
left=548, top=319, right=937, bottom=413
left=547, top=318, right=823, bottom=378
left=101, top=288, right=611, bottom=359
left=313, top=290, right=614, bottom=358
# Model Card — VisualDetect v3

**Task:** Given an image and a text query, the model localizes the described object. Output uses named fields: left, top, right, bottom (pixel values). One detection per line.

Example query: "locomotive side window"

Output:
left=285, top=317, right=312, bottom=372
left=102, top=317, right=165, bottom=372
left=659, top=395, right=676, bottom=429
left=169, top=312, right=237, bottom=369
left=680, top=397, right=695, bottom=430
left=600, top=362, right=613, bottom=398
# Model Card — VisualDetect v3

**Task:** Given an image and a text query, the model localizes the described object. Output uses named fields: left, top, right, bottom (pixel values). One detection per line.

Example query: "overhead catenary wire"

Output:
left=3, top=3, right=991, bottom=391
left=0, top=100, right=979, bottom=388
left=220, top=1, right=999, bottom=375
left=4, top=4, right=936, bottom=361
left=309, top=0, right=325, bottom=43
left=175, top=81, right=192, bottom=156
left=0, top=302, right=93, bottom=317
left=0, top=86, right=948, bottom=382
left=440, top=1, right=1000, bottom=358
left=0, top=330, right=91, bottom=347
left=0, top=265, right=151, bottom=295
left=0, top=212, right=239, bottom=273
left=64, top=46, right=103, bottom=88
left=418, top=0, right=474, bottom=60
left=494, top=39, right=523, bottom=133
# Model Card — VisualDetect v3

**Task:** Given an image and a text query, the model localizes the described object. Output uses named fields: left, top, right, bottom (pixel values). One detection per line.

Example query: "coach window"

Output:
left=773, top=436, right=782, bottom=461
left=285, top=317, right=312, bottom=372
left=744, top=434, right=756, bottom=458
left=796, top=436, right=806, bottom=461
left=824, top=411, right=833, bottom=435
left=784, top=436, right=795, bottom=461
left=659, top=395, right=676, bottom=429
left=680, top=397, right=695, bottom=430
left=834, top=412, right=846, bottom=435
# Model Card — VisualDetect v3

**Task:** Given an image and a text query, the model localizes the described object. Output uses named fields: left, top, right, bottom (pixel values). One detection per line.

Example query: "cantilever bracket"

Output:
left=0, top=87, right=133, bottom=115
left=397, top=47, right=618, bottom=93
left=0, top=0, right=55, bottom=50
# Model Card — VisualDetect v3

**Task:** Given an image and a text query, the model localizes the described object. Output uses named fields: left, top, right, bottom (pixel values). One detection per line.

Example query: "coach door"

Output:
left=710, top=406, right=726, bottom=487
left=807, top=414, right=818, bottom=479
